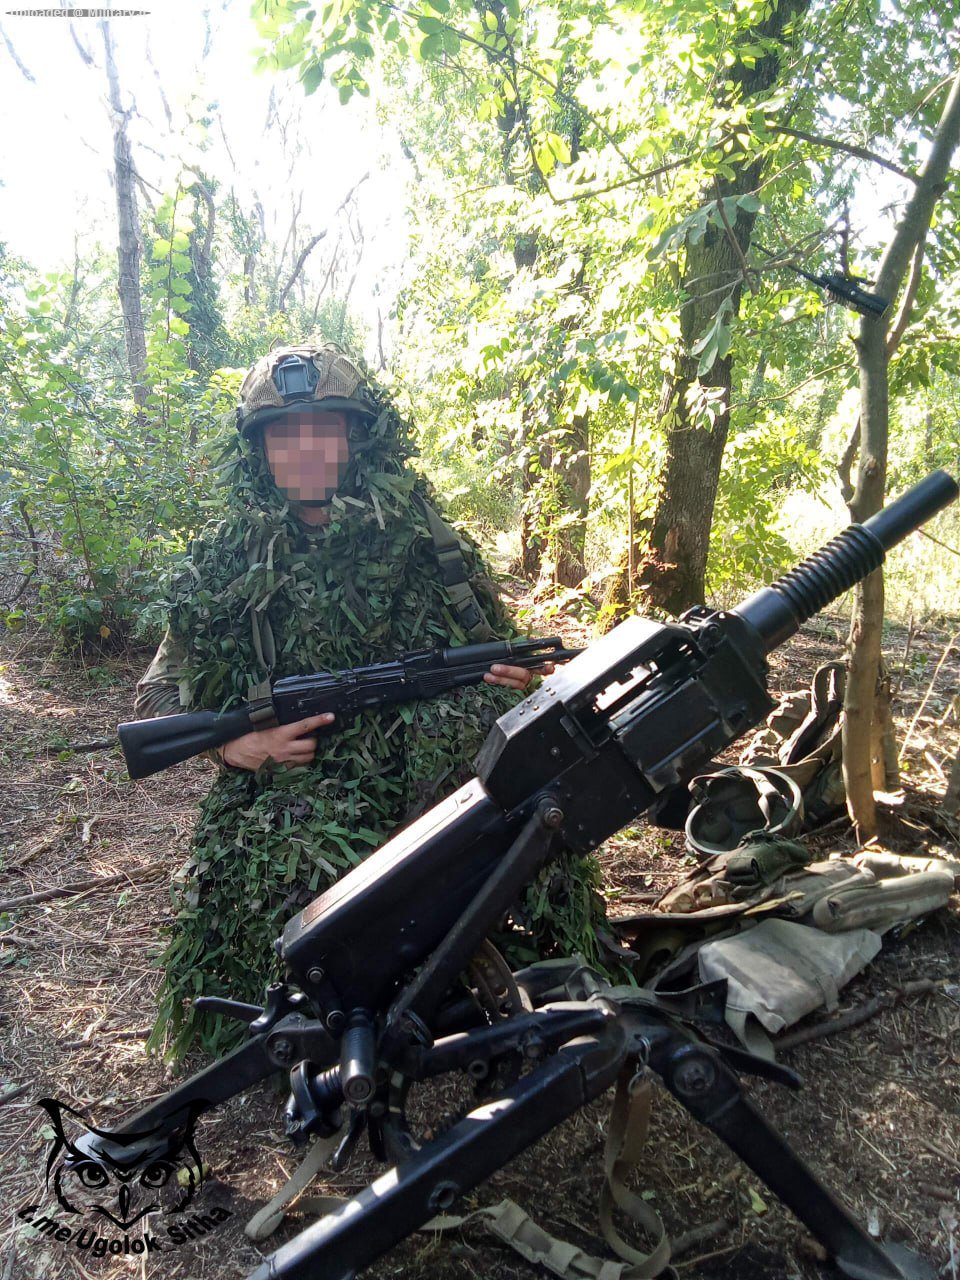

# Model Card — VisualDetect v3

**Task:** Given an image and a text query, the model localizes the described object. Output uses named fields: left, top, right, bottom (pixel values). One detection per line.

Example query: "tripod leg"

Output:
left=651, top=1033, right=933, bottom=1280
left=109, top=1034, right=279, bottom=1135
left=247, top=1023, right=627, bottom=1280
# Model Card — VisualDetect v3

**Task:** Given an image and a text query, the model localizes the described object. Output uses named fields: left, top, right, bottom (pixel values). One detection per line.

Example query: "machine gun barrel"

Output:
left=734, top=469, right=957, bottom=651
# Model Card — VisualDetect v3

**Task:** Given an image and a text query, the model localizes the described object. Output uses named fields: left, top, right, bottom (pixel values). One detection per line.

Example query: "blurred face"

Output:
left=263, top=410, right=350, bottom=524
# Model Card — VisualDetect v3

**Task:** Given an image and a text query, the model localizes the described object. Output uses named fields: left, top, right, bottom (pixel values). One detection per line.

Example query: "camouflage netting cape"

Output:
left=152, top=373, right=609, bottom=1057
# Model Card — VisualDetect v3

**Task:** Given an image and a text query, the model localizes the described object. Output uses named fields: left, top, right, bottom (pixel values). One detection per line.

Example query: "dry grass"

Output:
left=0, top=609, right=958, bottom=1280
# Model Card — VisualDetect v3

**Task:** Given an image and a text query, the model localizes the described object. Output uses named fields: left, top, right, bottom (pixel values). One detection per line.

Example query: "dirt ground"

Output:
left=1, top=605, right=958, bottom=1280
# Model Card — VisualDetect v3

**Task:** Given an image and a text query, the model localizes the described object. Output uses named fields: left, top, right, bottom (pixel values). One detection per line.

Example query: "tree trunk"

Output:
left=873, top=663, right=900, bottom=790
left=519, top=435, right=546, bottom=578
left=843, top=68, right=960, bottom=838
left=100, top=21, right=148, bottom=416
left=244, top=253, right=258, bottom=306
left=945, top=745, right=960, bottom=816
left=609, top=0, right=811, bottom=619
left=643, top=345, right=735, bottom=615
left=554, top=413, right=591, bottom=586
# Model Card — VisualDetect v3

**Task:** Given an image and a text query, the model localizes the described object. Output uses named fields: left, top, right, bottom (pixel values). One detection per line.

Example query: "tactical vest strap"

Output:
left=412, top=494, right=497, bottom=642
left=247, top=496, right=498, bottom=679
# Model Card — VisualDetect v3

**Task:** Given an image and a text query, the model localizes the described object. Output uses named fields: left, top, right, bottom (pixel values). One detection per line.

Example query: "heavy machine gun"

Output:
left=84, top=471, right=957, bottom=1280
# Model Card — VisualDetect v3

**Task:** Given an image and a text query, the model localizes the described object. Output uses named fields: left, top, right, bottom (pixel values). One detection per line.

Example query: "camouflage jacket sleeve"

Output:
left=135, top=630, right=226, bottom=766
left=134, top=628, right=191, bottom=720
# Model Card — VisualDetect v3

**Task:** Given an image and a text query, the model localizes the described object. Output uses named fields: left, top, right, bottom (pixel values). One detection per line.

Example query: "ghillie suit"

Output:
left=146, top=354, right=608, bottom=1058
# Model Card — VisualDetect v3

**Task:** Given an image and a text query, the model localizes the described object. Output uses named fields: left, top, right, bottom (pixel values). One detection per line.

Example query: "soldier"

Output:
left=139, top=344, right=606, bottom=1058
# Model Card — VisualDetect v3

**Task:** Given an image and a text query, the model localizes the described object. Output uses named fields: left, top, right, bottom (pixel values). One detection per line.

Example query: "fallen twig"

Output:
left=918, top=1182, right=958, bottom=1203
left=899, top=628, right=960, bottom=763
left=0, top=864, right=165, bottom=912
left=778, top=979, right=940, bottom=1050
left=807, top=811, right=853, bottom=837
left=671, top=1218, right=729, bottom=1256
left=923, top=748, right=948, bottom=783
left=0, top=1085, right=29, bottom=1107
left=5, top=835, right=58, bottom=872
left=924, top=1138, right=960, bottom=1172
left=891, top=612, right=917, bottom=700
left=58, top=1027, right=153, bottom=1050
left=0, top=931, right=43, bottom=949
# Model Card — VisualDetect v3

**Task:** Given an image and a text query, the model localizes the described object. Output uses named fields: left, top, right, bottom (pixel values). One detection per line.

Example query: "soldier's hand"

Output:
left=219, top=713, right=336, bottom=770
left=483, top=661, right=556, bottom=691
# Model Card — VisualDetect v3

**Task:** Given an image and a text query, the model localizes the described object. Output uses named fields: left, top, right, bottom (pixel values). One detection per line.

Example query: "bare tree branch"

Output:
left=769, top=124, right=919, bottom=183
left=837, top=417, right=860, bottom=504
left=69, top=22, right=95, bottom=68
left=218, top=118, right=237, bottom=170
left=337, top=268, right=359, bottom=344
left=185, top=166, right=216, bottom=279
left=311, top=236, right=342, bottom=325
left=133, top=171, right=157, bottom=213
left=733, top=359, right=852, bottom=408
left=145, top=34, right=174, bottom=132
left=376, top=306, right=387, bottom=371
left=885, top=231, right=927, bottom=358
left=0, top=21, right=35, bottom=82
left=713, top=176, right=758, bottom=294
left=63, top=233, right=82, bottom=334
left=201, top=7, right=213, bottom=60
left=278, top=173, right=370, bottom=313
left=279, top=231, right=328, bottom=313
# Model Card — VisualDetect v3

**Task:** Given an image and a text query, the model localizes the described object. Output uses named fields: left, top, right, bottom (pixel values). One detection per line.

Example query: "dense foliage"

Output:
left=250, top=0, right=960, bottom=613
left=1, top=2, right=959, bottom=627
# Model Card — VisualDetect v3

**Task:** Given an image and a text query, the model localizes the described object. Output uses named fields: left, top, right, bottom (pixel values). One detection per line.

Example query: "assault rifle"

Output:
left=88, top=471, right=955, bottom=1280
left=119, top=636, right=582, bottom=779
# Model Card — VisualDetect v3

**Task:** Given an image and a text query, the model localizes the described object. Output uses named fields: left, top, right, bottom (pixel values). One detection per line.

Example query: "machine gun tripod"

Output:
left=78, top=472, right=957, bottom=1280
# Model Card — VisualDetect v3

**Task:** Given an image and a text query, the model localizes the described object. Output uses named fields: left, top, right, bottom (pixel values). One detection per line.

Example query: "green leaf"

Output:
left=300, top=61, right=324, bottom=93
left=747, top=1187, right=768, bottom=1215
left=546, top=132, right=571, bottom=166
left=418, top=30, right=443, bottom=60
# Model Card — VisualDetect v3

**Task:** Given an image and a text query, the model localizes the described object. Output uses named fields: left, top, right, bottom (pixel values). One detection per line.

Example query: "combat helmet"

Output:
left=237, top=344, right=378, bottom=439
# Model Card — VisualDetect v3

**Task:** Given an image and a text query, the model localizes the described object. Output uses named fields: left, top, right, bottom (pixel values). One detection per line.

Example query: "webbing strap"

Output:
left=433, top=1072, right=672, bottom=1279
left=598, top=1070, right=672, bottom=1277
left=426, top=1198, right=639, bottom=1280
left=413, top=495, right=497, bottom=642
left=246, top=1076, right=674, bottom=1280
left=244, top=1129, right=345, bottom=1242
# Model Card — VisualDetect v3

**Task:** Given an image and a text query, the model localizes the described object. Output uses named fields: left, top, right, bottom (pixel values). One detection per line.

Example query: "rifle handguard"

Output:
left=118, top=640, right=581, bottom=780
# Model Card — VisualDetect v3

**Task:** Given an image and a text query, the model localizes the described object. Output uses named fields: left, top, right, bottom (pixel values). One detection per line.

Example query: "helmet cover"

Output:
left=237, top=344, right=377, bottom=438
